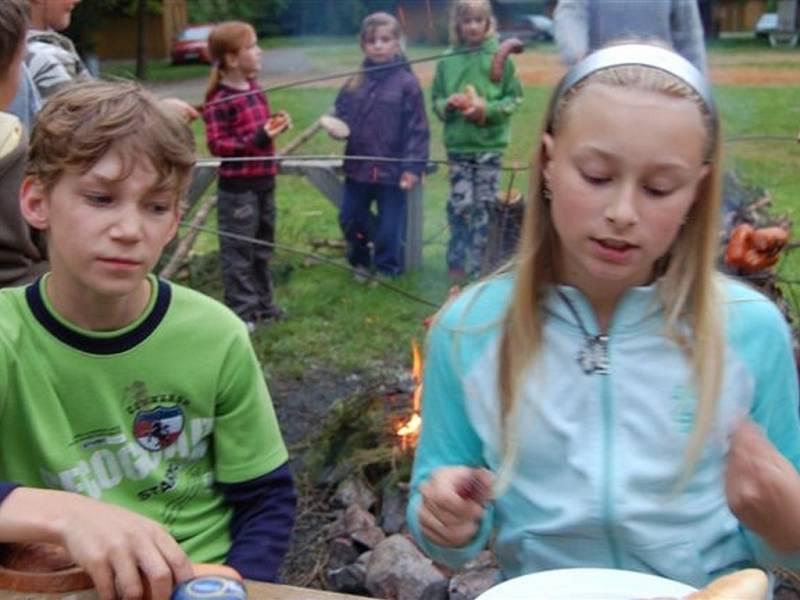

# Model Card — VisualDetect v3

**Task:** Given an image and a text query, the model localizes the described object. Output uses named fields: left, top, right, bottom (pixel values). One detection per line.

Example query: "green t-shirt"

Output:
left=0, top=276, right=288, bottom=563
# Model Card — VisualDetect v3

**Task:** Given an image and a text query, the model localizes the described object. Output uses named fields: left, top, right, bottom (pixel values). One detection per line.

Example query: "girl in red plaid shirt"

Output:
left=202, top=21, right=292, bottom=331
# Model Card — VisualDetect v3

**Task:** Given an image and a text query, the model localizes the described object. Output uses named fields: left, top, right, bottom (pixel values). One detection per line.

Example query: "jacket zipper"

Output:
left=599, top=337, right=622, bottom=568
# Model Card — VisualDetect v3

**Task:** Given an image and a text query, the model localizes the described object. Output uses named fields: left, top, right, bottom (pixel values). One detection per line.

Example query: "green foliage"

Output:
left=185, top=0, right=259, bottom=24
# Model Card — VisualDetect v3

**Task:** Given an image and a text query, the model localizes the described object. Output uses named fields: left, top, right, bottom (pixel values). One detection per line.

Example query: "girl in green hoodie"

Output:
left=432, top=0, right=522, bottom=281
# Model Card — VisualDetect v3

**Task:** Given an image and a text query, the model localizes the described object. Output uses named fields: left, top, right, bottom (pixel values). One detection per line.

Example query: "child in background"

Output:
left=10, top=0, right=198, bottom=127
left=333, top=11, right=429, bottom=280
left=203, top=21, right=292, bottom=330
left=432, top=0, right=522, bottom=282
left=0, top=81, right=296, bottom=598
left=0, top=0, right=48, bottom=288
left=408, top=43, right=800, bottom=585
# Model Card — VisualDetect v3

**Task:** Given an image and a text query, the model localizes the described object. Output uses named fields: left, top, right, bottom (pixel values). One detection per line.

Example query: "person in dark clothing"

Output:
left=332, top=12, right=429, bottom=279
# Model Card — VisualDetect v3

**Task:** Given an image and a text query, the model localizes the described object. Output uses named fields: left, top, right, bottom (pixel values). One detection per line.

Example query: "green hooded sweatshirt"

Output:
left=432, top=37, right=523, bottom=154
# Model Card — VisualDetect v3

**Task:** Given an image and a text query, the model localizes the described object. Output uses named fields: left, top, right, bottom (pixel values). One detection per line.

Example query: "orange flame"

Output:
left=396, top=340, right=423, bottom=448
left=411, top=338, right=423, bottom=412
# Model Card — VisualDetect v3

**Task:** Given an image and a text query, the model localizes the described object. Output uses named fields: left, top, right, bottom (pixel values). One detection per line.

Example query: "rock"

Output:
left=327, top=537, right=360, bottom=571
left=365, top=534, right=448, bottom=600
left=448, top=566, right=500, bottom=600
left=333, top=477, right=377, bottom=511
left=379, top=485, right=408, bottom=534
left=343, top=505, right=376, bottom=533
left=327, top=509, right=346, bottom=538
left=352, top=525, right=386, bottom=552
left=342, top=504, right=385, bottom=552
left=327, top=551, right=371, bottom=595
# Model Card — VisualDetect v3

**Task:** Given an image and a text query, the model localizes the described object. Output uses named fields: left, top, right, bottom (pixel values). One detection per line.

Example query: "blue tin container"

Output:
left=171, top=576, right=247, bottom=600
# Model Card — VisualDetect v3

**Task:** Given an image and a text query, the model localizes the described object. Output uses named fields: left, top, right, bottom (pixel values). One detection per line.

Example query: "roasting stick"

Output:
left=204, top=38, right=527, bottom=107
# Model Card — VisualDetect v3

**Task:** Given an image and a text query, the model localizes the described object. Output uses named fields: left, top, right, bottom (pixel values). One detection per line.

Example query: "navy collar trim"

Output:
left=25, top=278, right=172, bottom=355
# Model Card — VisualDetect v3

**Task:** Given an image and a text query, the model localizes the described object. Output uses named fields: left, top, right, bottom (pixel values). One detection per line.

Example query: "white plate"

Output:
left=476, top=568, right=697, bottom=600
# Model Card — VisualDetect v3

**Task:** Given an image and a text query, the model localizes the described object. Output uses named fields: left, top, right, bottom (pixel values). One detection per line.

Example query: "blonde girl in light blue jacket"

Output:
left=407, top=42, right=800, bottom=587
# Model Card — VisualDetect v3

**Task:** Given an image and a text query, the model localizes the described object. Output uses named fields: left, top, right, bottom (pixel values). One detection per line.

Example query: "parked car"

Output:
left=499, top=14, right=554, bottom=44
left=171, top=24, right=214, bottom=65
left=755, top=13, right=778, bottom=38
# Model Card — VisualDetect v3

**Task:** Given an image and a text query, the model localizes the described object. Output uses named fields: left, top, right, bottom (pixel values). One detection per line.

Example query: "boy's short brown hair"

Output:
left=0, top=0, right=28, bottom=77
left=27, top=80, right=196, bottom=203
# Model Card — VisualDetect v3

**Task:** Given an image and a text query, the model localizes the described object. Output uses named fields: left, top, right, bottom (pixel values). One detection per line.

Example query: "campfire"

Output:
left=282, top=338, right=500, bottom=599
left=395, top=340, right=423, bottom=451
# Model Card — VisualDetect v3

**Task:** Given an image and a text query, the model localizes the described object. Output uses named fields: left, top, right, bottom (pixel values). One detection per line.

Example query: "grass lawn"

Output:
left=164, top=42, right=800, bottom=383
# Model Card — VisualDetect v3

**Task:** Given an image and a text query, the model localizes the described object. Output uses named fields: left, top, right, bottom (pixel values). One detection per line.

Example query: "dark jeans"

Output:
left=217, top=182, right=277, bottom=321
left=339, top=179, right=406, bottom=276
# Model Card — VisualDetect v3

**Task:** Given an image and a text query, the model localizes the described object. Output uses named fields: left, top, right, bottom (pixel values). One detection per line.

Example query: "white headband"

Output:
left=555, top=43, right=716, bottom=118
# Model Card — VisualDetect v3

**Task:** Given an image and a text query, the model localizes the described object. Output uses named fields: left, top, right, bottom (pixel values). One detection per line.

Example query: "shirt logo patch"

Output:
left=133, top=405, right=185, bottom=452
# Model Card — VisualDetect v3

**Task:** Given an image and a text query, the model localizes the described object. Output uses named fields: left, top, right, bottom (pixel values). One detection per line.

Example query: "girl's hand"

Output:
left=725, top=420, right=800, bottom=553
left=264, top=111, right=293, bottom=139
left=418, top=466, right=492, bottom=548
left=445, top=93, right=470, bottom=112
left=462, top=95, right=486, bottom=125
left=399, top=172, right=419, bottom=190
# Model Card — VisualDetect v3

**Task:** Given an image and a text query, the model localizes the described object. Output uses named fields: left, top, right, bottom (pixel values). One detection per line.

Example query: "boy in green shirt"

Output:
left=0, top=81, right=295, bottom=600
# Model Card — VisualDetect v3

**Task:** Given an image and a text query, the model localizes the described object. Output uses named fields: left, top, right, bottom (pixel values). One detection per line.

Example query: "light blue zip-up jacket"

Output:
left=407, top=273, right=800, bottom=587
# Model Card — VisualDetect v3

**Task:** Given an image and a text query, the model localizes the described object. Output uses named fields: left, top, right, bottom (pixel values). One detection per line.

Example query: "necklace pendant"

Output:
left=576, top=335, right=609, bottom=375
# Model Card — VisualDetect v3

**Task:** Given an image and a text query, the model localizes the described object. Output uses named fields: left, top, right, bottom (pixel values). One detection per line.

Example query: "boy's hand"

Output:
left=399, top=171, right=419, bottom=190
left=59, top=496, right=193, bottom=600
left=418, top=466, right=492, bottom=548
left=264, top=111, right=293, bottom=139
left=725, top=420, right=800, bottom=553
left=0, top=488, right=193, bottom=600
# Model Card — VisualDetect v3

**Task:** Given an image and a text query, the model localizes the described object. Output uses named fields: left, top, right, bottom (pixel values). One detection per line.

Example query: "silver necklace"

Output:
left=556, top=290, right=610, bottom=375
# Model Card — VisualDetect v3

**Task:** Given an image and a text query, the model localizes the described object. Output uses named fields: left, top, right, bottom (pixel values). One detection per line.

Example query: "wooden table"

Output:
left=246, top=580, right=370, bottom=600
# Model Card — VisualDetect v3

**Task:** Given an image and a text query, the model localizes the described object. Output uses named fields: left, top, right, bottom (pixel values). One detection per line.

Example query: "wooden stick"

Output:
left=160, top=194, right=218, bottom=280
left=278, top=119, right=324, bottom=156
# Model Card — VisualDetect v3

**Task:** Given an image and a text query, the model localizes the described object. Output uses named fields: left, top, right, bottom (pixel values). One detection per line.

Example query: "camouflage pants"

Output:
left=446, top=152, right=502, bottom=278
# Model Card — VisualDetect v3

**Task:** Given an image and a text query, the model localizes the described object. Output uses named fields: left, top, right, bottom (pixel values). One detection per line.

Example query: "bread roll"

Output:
left=686, top=568, right=769, bottom=600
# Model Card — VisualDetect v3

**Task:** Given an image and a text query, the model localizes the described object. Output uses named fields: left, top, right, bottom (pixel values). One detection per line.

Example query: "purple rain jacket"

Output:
left=334, top=56, right=430, bottom=186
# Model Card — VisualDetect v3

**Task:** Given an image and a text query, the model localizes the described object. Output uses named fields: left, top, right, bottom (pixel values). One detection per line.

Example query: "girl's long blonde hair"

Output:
left=495, top=62, right=723, bottom=491
left=449, top=0, right=497, bottom=46
left=204, top=21, right=257, bottom=101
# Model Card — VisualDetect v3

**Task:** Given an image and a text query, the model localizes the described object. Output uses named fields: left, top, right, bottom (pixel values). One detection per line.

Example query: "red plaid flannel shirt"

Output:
left=203, top=79, right=277, bottom=178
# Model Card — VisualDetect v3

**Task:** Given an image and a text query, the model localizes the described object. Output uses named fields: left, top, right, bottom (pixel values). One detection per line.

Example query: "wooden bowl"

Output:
left=0, top=543, right=93, bottom=593
left=0, top=542, right=242, bottom=595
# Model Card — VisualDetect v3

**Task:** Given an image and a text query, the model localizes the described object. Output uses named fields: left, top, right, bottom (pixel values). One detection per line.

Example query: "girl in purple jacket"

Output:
left=333, top=12, right=430, bottom=278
